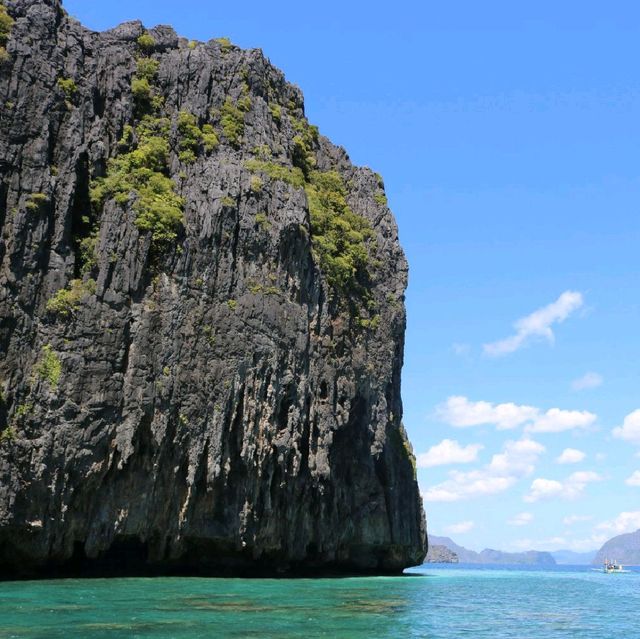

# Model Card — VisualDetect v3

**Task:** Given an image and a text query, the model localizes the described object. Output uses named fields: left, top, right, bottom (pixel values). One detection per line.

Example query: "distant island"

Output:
left=593, top=529, right=640, bottom=565
left=425, top=543, right=459, bottom=563
left=426, top=529, right=640, bottom=567
left=426, top=535, right=556, bottom=565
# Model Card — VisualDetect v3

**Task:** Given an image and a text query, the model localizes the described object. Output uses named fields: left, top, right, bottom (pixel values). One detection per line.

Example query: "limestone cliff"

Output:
left=425, top=544, right=458, bottom=563
left=0, top=0, right=426, bottom=576
left=593, top=530, right=640, bottom=566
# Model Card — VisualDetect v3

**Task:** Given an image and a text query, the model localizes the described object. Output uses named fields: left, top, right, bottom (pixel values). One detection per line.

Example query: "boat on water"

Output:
left=600, top=559, right=629, bottom=574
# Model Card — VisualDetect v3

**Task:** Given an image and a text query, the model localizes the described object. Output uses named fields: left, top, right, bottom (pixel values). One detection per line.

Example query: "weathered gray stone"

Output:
left=425, top=544, right=459, bottom=564
left=0, top=0, right=426, bottom=577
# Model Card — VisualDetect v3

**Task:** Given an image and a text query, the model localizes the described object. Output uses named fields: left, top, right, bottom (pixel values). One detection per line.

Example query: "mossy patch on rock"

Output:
left=25, top=192, right=49, bottom=213
left=220, top=97, right=245, bottom=147
left=177, top=111, right=219, bottom=163
left=245, top=157, right=374, bottom=299
left=137, top=33, right=156, bottom=53
left=245, top=159, right=305, bottom=189
left=91, top=116, right=184, bottom=249
left=35, top=345, right=62, bottom=387
left=0, top=0, right=13, bottom=62
left=46, top=279, right=96, bottom=318
left=57, top=77, right=77, bottom=107
left=305, top=170, right=373, bottom=296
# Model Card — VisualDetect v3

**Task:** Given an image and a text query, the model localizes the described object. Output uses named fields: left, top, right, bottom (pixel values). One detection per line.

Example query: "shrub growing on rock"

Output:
left=36, top=345, right=61, bottom=387
left=137, top=33, right=155, bottom=52
left=46, top=279, right=96, bottom=317
left=305, top=170, right=373, bottom=294
left=90, top=116, right=184, bottom=248
left=0, top=1, right=13, bottom=61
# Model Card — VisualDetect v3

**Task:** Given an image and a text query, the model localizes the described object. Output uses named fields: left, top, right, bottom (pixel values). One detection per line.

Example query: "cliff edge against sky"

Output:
left=0, top=0, right=426, bottom=576
left=593, top=529, right=640, bottom=565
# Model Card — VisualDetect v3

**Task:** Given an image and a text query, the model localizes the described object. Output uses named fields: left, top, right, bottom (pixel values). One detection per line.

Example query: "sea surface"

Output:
left=1, top=564, right=639, bottom=638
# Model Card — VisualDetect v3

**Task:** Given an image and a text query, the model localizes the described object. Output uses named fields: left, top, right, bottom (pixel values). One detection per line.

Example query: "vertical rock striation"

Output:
left=0, top=0, right=426, bottom=577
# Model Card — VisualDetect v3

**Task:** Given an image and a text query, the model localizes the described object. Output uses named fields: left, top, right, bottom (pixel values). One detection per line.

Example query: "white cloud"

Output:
left=483, top=291, right=584, bottom=357
left=526, top=408, right=596, bottom=434
left=571, top=372, right=603, bottom=391
left=525, top=478, right=563, bottom=502
left=625, top=471, right=640, bottom=487
left=417, top=439, right=483, bottom=468
left=556, top=448, right=586, bottom=464
left=596, top=511, right=640, bottom=535
left=445, top=520, right=475, bottom=534
left=488, top=438, right=545, bottom=476
left=438, top=396, right=597, bottom=434
left=515, top=512, right=640, bottom=551
left=612, top=409, right=640, bottom=445
left=508, top=512, right=534, bottom=527
left=423, top=476, right=515, bottom=503
left=437, top=396, right=539, bottom=430
left=524, top=471, right=602, bottom=503
left=563, top=514, right=593, bottom=526
left=423, top=438, right=545, bottom=503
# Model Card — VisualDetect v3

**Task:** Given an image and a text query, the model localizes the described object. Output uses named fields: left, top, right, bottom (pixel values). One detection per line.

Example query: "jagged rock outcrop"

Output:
left=425, top=544, right=458, bottom=563
left=0, top=0, right=426, bottom=577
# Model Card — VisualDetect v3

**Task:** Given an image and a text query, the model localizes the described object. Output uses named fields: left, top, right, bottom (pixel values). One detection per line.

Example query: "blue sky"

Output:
left=65, top=0, right=640, bottom=553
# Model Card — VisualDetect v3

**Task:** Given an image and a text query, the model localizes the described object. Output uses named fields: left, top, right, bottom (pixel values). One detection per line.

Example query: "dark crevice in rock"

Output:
left=69, top=152, right=91, bottom=277
left=92, top=87, right=105, bottom=120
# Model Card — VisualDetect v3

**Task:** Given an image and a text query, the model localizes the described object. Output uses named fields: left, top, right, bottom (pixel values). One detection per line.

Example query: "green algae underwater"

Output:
left=1, top=566, right=640, bottom=638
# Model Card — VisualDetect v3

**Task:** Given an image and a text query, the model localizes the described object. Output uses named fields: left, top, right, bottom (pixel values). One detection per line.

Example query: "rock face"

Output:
left=425, top=544, right=458, bottom=563
left=0, top=0, right=426, bottom=577
left=593, top=530, right=640, bottom=566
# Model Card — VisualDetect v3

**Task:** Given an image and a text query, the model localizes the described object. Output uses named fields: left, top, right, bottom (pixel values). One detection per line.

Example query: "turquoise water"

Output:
left=1, top=565, right=639, bottom=638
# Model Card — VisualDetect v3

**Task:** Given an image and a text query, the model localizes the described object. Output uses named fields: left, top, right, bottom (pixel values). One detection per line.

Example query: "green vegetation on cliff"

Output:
left=136, top=33, right=155, bottom=52
left=244, top=159, right=305, bottom=189
left=131, top=56, right=164, bottom=113
left=90, top=116, right=185, bottom=247
left=177, top=111, right=219, bottom=163
left=244, top=113, right=375, bottom=299
left=25, top=192, right=48, bottom=213
left=305, top=170, right=373, bottom=294
left=135, top=57, right=159, bottom=82
left=46, top=279, right=96, bottom=317
left=57, top=77, right=77, bottom=105
left=214, top=36, right=232, bottom=53
left=90, top=52, right=187, bottom=250
left=35, top=345, right=61, bottom=387
left=291, top=116, right=319, bottom=177
left=177, top=111, right=201, bottom=163
left=246, top=156, right=374, bottom=297
left=220, top=94, right=250, bottom=147
left=0, top=426, right=16, bottom=445
left=0, top=0, right=13, bottom=62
